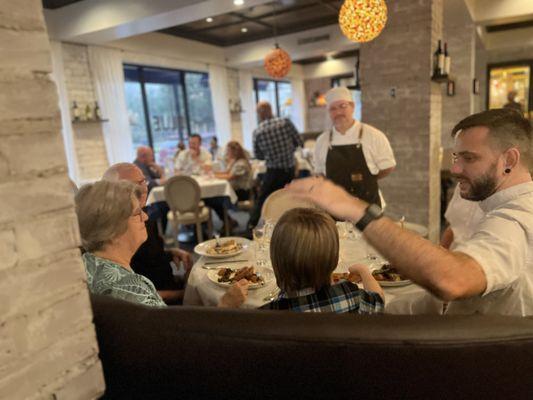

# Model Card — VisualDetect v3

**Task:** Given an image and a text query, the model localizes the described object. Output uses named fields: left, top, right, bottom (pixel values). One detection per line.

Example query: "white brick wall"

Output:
left=61, top=43, right=109, bottom=183
left=0, top=0, right=105, bottom=398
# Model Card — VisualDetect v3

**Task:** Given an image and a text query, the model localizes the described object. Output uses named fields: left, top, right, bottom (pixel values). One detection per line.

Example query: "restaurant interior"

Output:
left=4, top=0, right=533, bottom=398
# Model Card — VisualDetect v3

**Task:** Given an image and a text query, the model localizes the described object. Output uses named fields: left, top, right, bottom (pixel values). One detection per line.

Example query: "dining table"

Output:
left=183, top=231, right=444, bottom=315
left=146, top=175, right=238, bottom=206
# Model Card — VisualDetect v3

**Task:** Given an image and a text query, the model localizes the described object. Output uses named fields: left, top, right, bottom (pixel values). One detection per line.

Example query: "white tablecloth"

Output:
left=183, top=240, right=443, bottom=315
left=146, top=176, right=238, bottom=205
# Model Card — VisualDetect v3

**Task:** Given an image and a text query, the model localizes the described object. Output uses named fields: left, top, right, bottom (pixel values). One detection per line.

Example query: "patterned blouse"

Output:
left=229, top=158, right=252, bottom=191
left=83, top=252, right=166, bottom=307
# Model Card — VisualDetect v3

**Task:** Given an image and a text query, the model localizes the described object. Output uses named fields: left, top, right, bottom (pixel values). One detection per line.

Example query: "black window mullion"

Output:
left=172, top=82, right=184, bottom=142
left=181, top=72, right=192, bottom=138
left=274, top=81, right=281, bottom=117
left=138, top=67, right=154, bottom=149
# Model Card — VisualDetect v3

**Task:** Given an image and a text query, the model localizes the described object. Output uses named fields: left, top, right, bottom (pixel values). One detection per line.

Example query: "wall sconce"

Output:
left=472, top=78, right=480, bottom=95
left=447, top=80, right=455, bottom=97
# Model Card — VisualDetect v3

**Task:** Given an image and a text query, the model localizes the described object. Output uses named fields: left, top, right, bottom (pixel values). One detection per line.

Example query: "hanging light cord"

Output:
left=272, top=1, right=279, bottom=48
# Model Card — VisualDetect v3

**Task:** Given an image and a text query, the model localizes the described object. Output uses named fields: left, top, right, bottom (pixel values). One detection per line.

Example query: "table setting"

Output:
left=183, top=221, right=444, bottom=314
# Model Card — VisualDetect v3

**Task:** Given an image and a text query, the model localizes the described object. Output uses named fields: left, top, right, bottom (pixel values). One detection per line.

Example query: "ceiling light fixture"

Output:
left=241, top=27, right=248, bottom=33
left=234, top=0, right=244, bottom=5
left=339, top=0, right=388, bottom=43
left=264, top=2, right=291, bottom=79
left=206, top=17, right=213, bottom=22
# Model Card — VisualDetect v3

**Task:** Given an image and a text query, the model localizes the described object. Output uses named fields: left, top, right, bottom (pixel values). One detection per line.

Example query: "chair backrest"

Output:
left=164, top=175, right=201, bottom=214
left=261, top=188, right=316, bottom=223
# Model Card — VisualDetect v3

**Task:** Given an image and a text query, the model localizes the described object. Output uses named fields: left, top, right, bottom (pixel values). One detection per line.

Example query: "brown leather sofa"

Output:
left=91, top=294, right=533, bottom=399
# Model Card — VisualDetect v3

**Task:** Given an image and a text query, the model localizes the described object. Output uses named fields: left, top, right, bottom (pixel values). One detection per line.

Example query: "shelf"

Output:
left=431, top=74, right=452, bottom=83
left=72, top=118, right=109, bottom=124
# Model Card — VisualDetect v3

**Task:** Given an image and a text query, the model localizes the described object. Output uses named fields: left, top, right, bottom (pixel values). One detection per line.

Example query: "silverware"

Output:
left=262, top=289, right=280, bottom=302
left=202, top=259, right=248, bottom=268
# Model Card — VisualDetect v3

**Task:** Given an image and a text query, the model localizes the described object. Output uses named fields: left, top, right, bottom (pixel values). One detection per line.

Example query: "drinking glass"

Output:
left=253, top=226, right=267, bottom=268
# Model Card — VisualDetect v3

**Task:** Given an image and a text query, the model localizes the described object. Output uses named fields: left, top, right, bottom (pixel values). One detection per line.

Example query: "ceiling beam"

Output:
left=229, top=11, right=273, bottom=29
left=44, top=0, right=274, bottom=44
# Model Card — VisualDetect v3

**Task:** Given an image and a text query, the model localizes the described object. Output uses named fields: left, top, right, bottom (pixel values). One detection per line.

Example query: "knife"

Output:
left=202, top=259, right=249, bottom=267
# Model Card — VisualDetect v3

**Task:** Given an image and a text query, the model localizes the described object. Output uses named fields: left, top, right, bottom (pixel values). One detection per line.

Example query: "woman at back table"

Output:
left=214, top=141, right=252, bottom=201
left=258, top=208, right=384, bottom=313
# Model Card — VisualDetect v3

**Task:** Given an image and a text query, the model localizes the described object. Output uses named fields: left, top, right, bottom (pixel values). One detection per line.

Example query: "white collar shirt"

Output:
left=174, top=148, right=212, bottom=175
left=447, top=182, right=533, bottom=316
left=313, top=120, right=396, bottom=176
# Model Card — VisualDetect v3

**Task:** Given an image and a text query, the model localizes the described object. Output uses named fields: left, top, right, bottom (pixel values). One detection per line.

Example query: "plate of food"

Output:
left=331, top=272, right=361, bottom=285
left=206, top=266, right=273, bottom=290
left=194, top=237, right=250, bottom=258
left=371, top=264, right=411, bottom=287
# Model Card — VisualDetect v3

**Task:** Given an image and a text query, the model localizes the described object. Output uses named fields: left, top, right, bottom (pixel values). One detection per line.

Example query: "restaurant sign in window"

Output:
left=124, top=64, right=215, bottom=166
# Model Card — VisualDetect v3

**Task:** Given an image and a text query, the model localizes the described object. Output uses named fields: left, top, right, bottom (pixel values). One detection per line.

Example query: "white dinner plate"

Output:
left=206, top=267, right=274, bottom=290
left=194, top=237, right=250, bottom=258
left=377, top=279, right=412, bottom=287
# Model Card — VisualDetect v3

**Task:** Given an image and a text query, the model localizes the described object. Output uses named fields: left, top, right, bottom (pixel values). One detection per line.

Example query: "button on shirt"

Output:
left=314, top=121, right=396, bottom=176
left=447, top=182, right=533, bottom=316
left=253, top=117, right=302, bottom=169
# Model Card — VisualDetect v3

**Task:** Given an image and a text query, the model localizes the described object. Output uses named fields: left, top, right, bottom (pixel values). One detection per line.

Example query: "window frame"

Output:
left=253, top=77, right=291, bottom=117
left=124, top=63, right=213, bottom=148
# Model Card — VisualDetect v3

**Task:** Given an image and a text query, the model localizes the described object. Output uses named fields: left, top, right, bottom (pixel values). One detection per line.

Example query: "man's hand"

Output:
left=218, top=279, right=249, bottom=308
left=171, top=248, right=193, bottom=272
left=285, top=176, right=365, bottom=222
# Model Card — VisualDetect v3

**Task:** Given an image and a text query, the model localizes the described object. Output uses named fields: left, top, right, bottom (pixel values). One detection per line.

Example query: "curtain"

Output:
left=49, top=41, right=80, bottom=184
left=208, top=64, right=232, bottom=146
left=87, top=46, right=134, bottom=164
left=290, top=77, right=306, bottom=133
left=239, top=70, right=257, bottom=153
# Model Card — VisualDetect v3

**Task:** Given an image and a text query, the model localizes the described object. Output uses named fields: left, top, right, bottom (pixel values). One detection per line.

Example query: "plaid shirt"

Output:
left=253, top=117, right=302, bottom=169
left=261, top=281, right=384, bottom=314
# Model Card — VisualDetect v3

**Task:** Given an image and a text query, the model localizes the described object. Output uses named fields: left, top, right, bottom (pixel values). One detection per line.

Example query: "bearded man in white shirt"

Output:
left=288, top=108, right=533, bottom=316
left=314, top=87, right=396, bottom=207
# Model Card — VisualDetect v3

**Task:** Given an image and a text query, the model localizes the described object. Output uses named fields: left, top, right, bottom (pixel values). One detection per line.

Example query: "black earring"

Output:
left=505, top=168, right=511, bottom=174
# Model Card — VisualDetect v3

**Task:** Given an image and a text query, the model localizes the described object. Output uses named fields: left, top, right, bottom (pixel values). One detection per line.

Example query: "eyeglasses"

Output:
left=328, top=102, right=352, bottom=112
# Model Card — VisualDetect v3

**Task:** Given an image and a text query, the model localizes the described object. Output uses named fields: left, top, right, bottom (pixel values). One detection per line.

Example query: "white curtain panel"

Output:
left=208, top=64, right=232, bottom=146
left=49, top=41, right=79, bottom=184
left=238, top=70, right=257, bottom=153
left=290, top=77, right=306, bottom=133
left=87, top=46, right=134, bottom=164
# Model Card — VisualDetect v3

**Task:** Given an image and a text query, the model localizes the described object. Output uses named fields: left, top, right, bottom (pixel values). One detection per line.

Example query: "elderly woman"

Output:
left=76, top=180, right=246, bottom=308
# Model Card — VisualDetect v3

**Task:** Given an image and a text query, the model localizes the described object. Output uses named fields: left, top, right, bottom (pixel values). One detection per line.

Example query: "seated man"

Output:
left=133, top=146, right=168, bottom=230
left=174, top=134, right=212, bottom=175
left=103, top=163, right=191, bottom=304
left=288, top=108, right=533, bottom=316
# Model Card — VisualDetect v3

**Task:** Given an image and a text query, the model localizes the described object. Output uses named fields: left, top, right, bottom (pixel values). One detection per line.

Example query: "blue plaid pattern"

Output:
left=253, top=117, right=302, bottom=169
left=261, top=281, right=384, bottom=314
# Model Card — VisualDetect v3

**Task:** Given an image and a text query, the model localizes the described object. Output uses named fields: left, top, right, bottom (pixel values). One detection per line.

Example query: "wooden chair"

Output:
left=260, top=188, right=317, bottom=223
left=164, top=176, right=212, bottom=245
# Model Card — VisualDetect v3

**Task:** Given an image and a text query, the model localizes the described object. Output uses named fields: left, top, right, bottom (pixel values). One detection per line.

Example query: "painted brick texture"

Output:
left=0, top=0, right=105, bottom=398
left=360, top=0, right=443, bottom=241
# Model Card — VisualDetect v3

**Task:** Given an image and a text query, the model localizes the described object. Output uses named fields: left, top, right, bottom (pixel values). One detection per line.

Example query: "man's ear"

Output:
left=503, top=147, right=520, bottom=172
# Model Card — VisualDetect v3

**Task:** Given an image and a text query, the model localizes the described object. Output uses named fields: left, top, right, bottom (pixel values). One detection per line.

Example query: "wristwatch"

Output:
left=354, top=204, right=384, bottom=232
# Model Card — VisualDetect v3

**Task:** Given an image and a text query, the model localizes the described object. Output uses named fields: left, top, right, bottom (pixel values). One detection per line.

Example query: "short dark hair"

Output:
left=189, top=133, right=201, bottom=142
left=451, top=108, right=532, bottom=166
left=270, top=208, right=339, bottom=293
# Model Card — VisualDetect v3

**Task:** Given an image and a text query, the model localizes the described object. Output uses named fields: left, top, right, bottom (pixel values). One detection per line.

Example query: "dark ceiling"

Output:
left=160, top=0, right=343, bottom=47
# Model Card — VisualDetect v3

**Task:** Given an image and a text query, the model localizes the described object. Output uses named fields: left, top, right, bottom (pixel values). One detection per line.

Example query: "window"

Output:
left=488, top=63, right=531, bottom=116
left=253, top=78, right=292, bottom=119
left=124, top=64, right=216, bottom=166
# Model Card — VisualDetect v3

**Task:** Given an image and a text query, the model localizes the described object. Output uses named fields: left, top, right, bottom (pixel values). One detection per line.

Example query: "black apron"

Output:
left=325, top=124, right=381, bottom=207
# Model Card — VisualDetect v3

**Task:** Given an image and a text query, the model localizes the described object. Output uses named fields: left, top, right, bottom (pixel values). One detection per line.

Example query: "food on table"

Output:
left=331, top=272, right=361, bottom=284
left=217, top=266, right=264, bottom=285
left=372, top=264, right=407, bottom=282
left=207, top=239, right=243, bottom=255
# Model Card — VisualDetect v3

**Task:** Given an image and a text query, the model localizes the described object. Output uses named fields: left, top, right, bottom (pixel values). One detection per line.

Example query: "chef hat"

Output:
left=325, top=87, right=353, bottom=106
